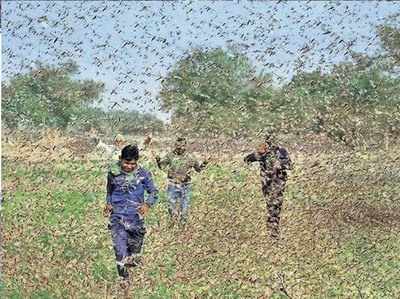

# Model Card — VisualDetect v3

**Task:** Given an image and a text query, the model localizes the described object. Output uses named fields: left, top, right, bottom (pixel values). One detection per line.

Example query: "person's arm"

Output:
left=104, top=172, right=114, bottom=216
left=155, top=153, right=170, bottom=170
left=244, top=152, right=259, bottom=164
left=138, top=170, right=159, bottom=217
left=193, top=161, right=203, bottom=172
left=191, top=155, right=208, bottom=172
left=106, top=172, right=114, bottom=204
left=143, top=171, right=159, bottom=207
left=277, top=147, right=293, bottom=170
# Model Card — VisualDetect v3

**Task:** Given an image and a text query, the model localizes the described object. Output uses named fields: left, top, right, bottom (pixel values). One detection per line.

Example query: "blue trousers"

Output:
left=109, top=213, right=146, bottom=278
left=167, top=182, right=192, bottom=223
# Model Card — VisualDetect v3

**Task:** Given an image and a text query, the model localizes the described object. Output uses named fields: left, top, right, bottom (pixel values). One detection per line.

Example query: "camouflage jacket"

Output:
left=244, top=145, right=292, bottom=180
left=156, top=151, right=205, bottom=183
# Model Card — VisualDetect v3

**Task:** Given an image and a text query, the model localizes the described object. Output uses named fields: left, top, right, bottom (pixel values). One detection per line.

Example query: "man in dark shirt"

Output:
left=244, top=133, right=293, bottom=239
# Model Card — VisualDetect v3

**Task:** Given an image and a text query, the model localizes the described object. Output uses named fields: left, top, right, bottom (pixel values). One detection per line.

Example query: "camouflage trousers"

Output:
left=261, top=177, right=286, bottom=239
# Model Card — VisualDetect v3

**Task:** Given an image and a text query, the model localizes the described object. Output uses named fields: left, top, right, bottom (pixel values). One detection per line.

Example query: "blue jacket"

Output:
left=106, top=162, right=158, bottom=214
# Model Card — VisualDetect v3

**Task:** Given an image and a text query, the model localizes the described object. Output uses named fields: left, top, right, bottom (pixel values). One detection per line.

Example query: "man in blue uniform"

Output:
left=104, top=144, right=158, bottom=284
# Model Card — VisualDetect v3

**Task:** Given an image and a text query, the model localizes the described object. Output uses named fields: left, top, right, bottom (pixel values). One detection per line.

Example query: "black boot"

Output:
left=117, top=263, right=129, bottom=279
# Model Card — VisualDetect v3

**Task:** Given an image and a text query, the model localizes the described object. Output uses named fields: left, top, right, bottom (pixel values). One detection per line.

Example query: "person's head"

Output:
left=174, top=137, right=187, bottom=155
left=257, top=142, right=269, bottom=154
left=120, top=144, right=139, bottom=172
left=114, top=134, right=126, bottom=149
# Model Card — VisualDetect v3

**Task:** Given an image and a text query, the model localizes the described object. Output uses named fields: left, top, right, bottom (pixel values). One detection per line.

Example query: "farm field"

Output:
left=2, top=133, right=400, bottom=298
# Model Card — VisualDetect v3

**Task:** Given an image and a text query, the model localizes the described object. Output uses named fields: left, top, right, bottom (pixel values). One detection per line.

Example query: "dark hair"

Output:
left=121, top=144, right=139, bottom=161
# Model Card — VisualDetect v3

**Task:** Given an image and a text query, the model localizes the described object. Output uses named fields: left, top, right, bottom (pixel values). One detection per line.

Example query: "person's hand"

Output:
left=143, top=135, right=152, bottom=146
left=273, top=161, right=282, bottom=169
left=138, top=203, right=150, bottom=217
left=202, top=155, right=211, bottom=167
left=103, top=203, right=113, bottom=217
left=272, top=161, right=282, bottom=174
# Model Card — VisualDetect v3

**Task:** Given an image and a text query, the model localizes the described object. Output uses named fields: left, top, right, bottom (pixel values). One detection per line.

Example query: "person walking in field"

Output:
left=155, top=137, right=208, bottom=226
left=244, top=133, right=293, bottom=239
left=103, top=144, right=158, bottom=286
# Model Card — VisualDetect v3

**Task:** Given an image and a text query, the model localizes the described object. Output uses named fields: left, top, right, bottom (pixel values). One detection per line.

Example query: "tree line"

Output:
left=3, top=23, right=399, bottom=147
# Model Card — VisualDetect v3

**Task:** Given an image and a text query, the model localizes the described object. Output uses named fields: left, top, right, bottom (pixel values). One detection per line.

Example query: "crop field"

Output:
left=2, top=132, right=400, bottom=298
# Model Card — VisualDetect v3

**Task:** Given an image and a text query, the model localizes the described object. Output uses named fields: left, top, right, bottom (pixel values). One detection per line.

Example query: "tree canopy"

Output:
left=2, top=60, right=105, bottom=128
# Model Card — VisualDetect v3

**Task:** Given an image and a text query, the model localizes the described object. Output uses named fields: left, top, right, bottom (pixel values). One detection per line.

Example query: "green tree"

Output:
left=159, top=48, right=268, bottom=116
left=2, top=61, right=104, bottom=129
left=102, top=110, right=165, bottom=136
left=159, top=47, right=274, bottom=136
left=284, top=59, right=400, bottom=146
left=68, top=107, right=164, bottom=136
left=378, top=25, right=400, bottom=65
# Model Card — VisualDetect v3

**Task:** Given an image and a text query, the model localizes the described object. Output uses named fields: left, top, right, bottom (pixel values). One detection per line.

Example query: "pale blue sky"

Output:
left=2, top=1, right=400, bottom=121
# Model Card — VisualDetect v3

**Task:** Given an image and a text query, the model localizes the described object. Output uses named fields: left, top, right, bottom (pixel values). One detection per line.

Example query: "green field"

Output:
left=2, top=140, right=400, bottom=298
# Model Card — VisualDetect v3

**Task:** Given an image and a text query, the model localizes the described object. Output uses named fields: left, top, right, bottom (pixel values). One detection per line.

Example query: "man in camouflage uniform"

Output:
left=244, top=133, right=293, bottom=239
left=155, top=137, right=208, bottom=225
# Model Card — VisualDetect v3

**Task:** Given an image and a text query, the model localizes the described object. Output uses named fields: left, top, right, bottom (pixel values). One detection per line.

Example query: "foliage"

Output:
left=284, top=60, right=400, bottom=147
left=2, top=61, right=104, bottom=129
left=163, top=49, right=400, bottom=144
left=158, top=22, right=400, bottom=146
left=68, top=107, right=165, bottom=136
left=378, top=25, right=400, bottom=65
left=161, top=48, right=248, bottom=111
left=160, top=48, right=278, bottom=137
